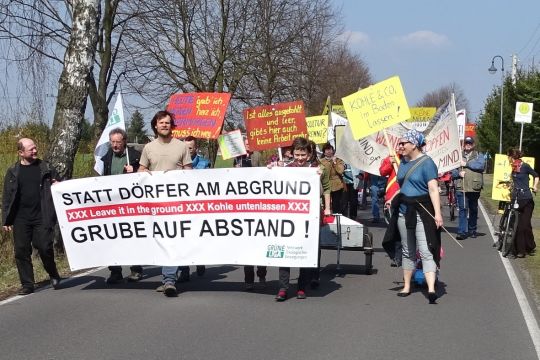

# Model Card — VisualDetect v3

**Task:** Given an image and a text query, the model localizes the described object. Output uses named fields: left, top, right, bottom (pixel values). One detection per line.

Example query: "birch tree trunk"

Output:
left=46, top=0, right=100, bottom=179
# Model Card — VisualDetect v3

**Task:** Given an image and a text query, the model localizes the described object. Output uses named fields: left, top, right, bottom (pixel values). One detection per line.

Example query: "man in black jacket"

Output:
left=2, top=138, right=61, bottom=295
left=100, top=128, right=142, bottom=284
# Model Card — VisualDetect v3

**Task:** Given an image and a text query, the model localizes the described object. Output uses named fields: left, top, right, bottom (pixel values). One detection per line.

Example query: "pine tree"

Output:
left=127, top=110, right=147, bottom=143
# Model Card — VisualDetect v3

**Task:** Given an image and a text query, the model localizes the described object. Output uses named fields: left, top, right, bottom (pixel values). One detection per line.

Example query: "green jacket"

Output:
left=452, top=150, right=485, bottom=192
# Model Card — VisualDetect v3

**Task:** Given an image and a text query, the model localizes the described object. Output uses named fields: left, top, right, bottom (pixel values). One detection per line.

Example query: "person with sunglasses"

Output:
left=382, top=129, right=443, bottom=304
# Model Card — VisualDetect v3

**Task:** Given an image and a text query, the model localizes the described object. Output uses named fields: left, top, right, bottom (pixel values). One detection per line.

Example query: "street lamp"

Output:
left=488, top=55, right=504, bottom=154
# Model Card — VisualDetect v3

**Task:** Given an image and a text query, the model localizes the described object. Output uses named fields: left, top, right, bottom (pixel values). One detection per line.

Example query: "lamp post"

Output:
left=488, top=55, right=504, bottom=154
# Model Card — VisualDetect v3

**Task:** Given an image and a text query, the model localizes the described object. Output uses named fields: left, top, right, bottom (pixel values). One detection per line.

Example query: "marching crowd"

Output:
left=2, top=110, right=539, bottom=304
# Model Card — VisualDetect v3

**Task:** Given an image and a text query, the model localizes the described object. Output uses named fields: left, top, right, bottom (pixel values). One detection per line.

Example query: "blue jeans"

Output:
left=455, top=191, right=480, bottom=234
left=162, top=266, right=178, bottom=285
left=370, top=185, right=380, bottom=219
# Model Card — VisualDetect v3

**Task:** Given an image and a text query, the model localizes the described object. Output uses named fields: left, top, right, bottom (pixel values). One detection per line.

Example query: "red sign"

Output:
left=166, top=92, right=231, bottom=139
left=465, top=123, right=476, bottom=138
left=243, top=101, right=308, bottom=151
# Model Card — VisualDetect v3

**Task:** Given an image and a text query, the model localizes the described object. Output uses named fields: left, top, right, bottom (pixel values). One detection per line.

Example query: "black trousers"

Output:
left=278, top=267, right=311, bottom=292
left=331, top=189, right=344, bottom=214
left=12, top=222, right=59, bottom=289
left=109, top=265, right=143, bottom=274
left=516, top=199, right=536, bottom=255
left=244, top=266, right=267, bottom=283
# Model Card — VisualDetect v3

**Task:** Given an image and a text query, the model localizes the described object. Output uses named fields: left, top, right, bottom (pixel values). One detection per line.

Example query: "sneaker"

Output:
left=245, top=283, right=255, bottom=291
left=163, top=283, right=177, bottom=297
left=106, top=272, right=124, bottom=284
left=275, top=290, right=287, bottom=302
left=469, top=231, right=477, bottom=239
left=258, top=277, right=266, bottom=288
left=456, top=233, right=467, bottom=240
left=50, top=277, right=61, bottom=290
left=196, top=265, right=206, bottom=276
left=296, top=290, right=307, bottom=299
left=18, top=287, right=34, bottom=296
left=156, top=284, right=165, bottom=292
left=126, top=271, right=143, bottom=282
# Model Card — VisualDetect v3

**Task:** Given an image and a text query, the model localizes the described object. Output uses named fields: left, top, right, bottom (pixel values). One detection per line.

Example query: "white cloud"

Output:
left=395, top=30, right=449, bottom=47
left=337, top=31, right=370, bottom=46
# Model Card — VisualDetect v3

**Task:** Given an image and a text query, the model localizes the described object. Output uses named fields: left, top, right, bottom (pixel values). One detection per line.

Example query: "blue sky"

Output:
left=333, top=0, right=540, bottom=121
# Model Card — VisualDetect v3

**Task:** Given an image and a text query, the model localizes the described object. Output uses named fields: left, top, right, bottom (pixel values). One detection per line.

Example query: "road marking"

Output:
left=0, top=267, right=104, bottom=306
left=480, top=201, right=540, bottom=358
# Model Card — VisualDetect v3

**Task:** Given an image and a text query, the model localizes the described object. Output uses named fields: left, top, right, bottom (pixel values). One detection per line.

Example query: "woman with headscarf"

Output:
left=507, top=148, right=539, bottom=257
left=382, top=129, right=443, bottom=304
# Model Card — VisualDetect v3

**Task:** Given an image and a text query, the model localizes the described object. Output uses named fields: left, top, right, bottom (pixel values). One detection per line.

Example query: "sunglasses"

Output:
left=398, top=141, right=412, bottom=147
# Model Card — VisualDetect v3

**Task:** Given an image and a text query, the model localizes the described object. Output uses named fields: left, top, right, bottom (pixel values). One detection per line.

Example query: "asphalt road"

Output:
left=0, top=199, right=539, bottom=360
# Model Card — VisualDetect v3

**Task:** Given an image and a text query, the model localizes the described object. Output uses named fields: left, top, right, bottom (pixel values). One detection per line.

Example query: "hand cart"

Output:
left=319, top=214, right=374, bottom=275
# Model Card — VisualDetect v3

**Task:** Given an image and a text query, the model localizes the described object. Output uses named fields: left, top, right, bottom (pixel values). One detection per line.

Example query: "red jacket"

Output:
left=379, top=155, right=401, bottom=202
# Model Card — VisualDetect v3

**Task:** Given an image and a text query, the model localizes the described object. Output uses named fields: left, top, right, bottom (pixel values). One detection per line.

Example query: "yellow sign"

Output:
left=491, top=154, right=535, bottom=201
left=407, top=107, right=436, bottom=122
left=306, top=115, right=329, bottom=144
left=342, top=76, right=410, bottom=140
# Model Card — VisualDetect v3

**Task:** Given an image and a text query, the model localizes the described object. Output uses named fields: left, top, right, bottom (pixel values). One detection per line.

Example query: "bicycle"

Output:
left=494, top=182, right=535, bottom=257
left=446, top=180, right=457, bottom=221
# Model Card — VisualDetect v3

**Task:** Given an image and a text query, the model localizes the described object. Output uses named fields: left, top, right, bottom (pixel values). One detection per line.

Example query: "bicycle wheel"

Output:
left=448, top=189, right=456, bottom=221
left=501, top=210, right=519, bottom=257
left=449, top=202, right=456, bottom=221
left=497, top=209, right=509, bottom=252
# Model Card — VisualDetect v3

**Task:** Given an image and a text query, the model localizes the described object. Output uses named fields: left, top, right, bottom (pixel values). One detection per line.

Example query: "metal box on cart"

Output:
left=319, top=215, right=374, bottom=274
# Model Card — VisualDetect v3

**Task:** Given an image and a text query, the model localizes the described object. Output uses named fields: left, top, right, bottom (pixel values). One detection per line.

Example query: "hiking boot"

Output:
left=18, top=287, right=34, bottom=296
left=126, top=271, right=143, bottom=282
left=106, top=272, right=123, bottom=284
left=163, top=283, right=177, bottom=297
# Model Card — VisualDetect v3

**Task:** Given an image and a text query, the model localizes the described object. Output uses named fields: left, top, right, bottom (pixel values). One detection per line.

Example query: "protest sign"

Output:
left=166, top=92, right=231, bottom=139
left=51, top=167, right=320, bottom=270
left=402, top=107, right=436, bottom=131
left=217, top=130, right=246, bottom=160
left=306, top=115, right=328, bottom=144
left=244, top=101, right=308, bottom=151
left=456, top=109, right=466, bottom=140
left=342, top=76, right=410, bottom=140
left=492, top=154, right=535, bottom=201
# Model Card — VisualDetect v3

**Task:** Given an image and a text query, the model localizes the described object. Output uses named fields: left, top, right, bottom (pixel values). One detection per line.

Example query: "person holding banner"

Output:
left=274, top=137, right=331, bottom=301
left=382, top=129, right=442, bottom=304
left=320, top=143, right=346, bottom=214
left=176, top=136, right=210, bottom=282
left=100, top=128, right=144, bottom=284
left=234, top=137, right=267, bottom=290
left=139, top=110, right=193, bottom=297
left=451, top=137, right=485, bottom=240
left=2, top=138, right=62, bottom=295
left=507, top=148, right=539, bottom=258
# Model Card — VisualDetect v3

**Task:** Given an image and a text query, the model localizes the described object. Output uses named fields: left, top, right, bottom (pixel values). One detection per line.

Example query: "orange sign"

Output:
left=465, top=123, right=476, bottom=138
left=166, top=92, right=231, bottom=139
left=243, top=101, right=308, bottom=151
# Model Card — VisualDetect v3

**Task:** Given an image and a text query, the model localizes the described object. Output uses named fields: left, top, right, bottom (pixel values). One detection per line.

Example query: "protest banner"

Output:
left=341, top=76, right=411, bottom=140
left=306, top=115, right=328, bottom=144
left=465, top=123, right=476, bottom=138
left=217, top=130, right=246, bottom=160
left=492, top=154, right=535, bottom=201
left=402, top=107, right=436, bottom=131
left=243, top=101, right=308, bottom=151
left=166, top=92, right=231, bottom=139
left=51, top=167, right=320, bottom=270
left=94, top=93, right=126, bottom=175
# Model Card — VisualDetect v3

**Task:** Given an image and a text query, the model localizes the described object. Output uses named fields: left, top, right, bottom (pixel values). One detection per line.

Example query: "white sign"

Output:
left=94, top=93, right=126, bottom=175
left=217, top=129, right=246, bottom=160
left=456, top=109, right=466, bottom=141
left=51, top=168, right=321, bottom=270
left=515, top=102, right=534, bottom=123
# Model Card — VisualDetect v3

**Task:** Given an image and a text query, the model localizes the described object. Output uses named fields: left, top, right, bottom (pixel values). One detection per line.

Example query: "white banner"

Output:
left=94, top=93, right=126, bottom=175
left=336, top=99, right=461, bottom=175
left=52, top=167, right=321, bottom=270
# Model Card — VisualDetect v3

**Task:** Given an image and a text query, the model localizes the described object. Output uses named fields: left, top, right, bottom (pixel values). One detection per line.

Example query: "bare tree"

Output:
left=416, top=82, right=470, bottom=111
left=46, top=0, right=100, bottom=179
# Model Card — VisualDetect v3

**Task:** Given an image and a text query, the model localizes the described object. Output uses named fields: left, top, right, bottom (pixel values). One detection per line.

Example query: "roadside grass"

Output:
left=481, top=173, right=540, bottom=306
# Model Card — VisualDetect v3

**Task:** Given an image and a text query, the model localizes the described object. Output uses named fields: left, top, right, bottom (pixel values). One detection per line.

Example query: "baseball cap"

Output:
left=464, top=136, right=474, bottom=144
